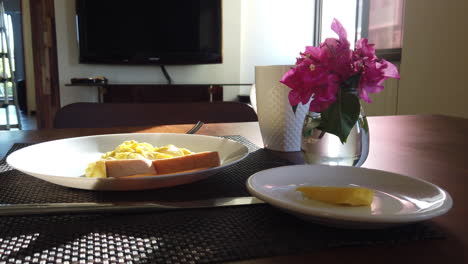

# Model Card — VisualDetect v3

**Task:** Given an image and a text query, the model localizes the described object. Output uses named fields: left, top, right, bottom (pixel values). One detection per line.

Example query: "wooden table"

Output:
left=1, top=115, right=467, bottom=263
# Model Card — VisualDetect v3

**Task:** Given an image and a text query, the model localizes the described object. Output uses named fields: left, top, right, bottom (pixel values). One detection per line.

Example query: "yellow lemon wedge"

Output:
left=296, top=186, right=374, bottom=206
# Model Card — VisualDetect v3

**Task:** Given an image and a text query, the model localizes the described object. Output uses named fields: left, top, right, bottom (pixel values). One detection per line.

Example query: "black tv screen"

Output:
left=76, top=0, right=222, bottom=65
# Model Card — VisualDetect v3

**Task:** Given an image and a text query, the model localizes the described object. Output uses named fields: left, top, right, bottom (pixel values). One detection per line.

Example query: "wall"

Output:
left=397, top=0, right=468, bottom=118
left=36, top=1, right=468, bottom=117
left=361, top=72, right=399, bottom=116
left=239, top=0, right=315, bottom=94
left=54, top=0, right=242, bottom=106
left=21, top=0, right=35, bottom=113
left=55, top=0, right=318, bottom=106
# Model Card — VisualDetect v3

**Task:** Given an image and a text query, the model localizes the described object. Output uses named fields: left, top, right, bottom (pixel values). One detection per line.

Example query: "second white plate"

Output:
left=247, top=165, right=452, bottom=228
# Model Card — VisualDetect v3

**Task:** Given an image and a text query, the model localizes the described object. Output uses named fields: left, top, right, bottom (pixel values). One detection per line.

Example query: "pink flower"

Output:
left=352, top=38, right=400, bottom=102
left=308, top=74, right=341, bottom=112
left=354, top=38, right=376, bottom=60
left=281, top=18, right=400, bottom=111
left=279, top=18, right=401, bottom=143
left=358, top=59, right=400, bottom=102
left=320, top=19, right=355, bottom=81
left=282, top=54, right=340, bottom=112
left=282, top=58, right=317, bottom=106
left=281, top=19, right=354, bottom=112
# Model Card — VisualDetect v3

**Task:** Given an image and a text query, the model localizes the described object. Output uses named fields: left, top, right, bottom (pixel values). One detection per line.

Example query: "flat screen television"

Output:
left=76, top=0, right=222, bottom=65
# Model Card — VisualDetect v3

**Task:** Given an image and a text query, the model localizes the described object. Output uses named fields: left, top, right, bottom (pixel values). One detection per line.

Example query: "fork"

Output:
left=186, top=121, right=204, bottom=134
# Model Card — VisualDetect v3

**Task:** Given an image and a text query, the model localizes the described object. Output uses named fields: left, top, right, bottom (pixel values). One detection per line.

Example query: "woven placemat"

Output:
left=0, top=136, right=289, bottom=203
left=0, top=136, right=445, bottom=264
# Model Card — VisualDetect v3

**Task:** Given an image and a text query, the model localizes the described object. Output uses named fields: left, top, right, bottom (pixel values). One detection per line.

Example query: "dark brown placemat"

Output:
left=0, top=136, right=289, bottom=203
left=0, top=136, right=445, bottom=264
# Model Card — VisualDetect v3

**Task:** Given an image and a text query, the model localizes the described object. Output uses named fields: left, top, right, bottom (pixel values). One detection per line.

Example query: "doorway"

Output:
left=0, top=0, right=36, bottom=129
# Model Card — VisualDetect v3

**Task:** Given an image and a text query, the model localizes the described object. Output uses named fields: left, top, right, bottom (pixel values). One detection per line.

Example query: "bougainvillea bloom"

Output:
left=358, top=59, right=400, bottom=103
left=281, top=18, right=400, bottom=111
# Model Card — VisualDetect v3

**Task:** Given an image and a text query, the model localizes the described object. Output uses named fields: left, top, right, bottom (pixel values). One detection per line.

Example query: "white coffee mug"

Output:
left=254, top=65, right=310, bottom=152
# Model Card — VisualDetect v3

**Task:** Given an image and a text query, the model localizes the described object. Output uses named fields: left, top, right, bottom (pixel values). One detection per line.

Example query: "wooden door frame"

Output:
left=29, top=0, right=60, bottom=129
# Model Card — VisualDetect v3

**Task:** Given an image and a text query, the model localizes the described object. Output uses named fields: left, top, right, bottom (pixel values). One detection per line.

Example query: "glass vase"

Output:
left=301, top=108, right=369, bottom=166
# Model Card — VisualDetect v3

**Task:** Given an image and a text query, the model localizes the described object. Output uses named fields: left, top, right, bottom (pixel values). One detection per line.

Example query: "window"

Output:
left=0, top=13, right=15, bottom=98
left=318, top=0, right=405, bottom=61
left=321, top=0, right=358, bottom=47
left=367, top=0, right=404, bottom=50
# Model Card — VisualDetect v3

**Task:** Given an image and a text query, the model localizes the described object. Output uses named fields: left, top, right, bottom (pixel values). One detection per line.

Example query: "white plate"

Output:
left=247, top=165, right=453, bottom=228
left=7, top=133, right=249, bottom=191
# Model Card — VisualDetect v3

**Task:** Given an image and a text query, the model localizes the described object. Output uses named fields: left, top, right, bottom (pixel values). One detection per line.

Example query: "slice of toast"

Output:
left=105, top=151, right=220, bottom=178
left=152, top=151, right=220, bottom=175
left=106, top=159, right=156, bottom=178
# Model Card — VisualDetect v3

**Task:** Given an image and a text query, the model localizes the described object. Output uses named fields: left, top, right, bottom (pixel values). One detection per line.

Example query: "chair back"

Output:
left=53, top=102, right=258, bottom=128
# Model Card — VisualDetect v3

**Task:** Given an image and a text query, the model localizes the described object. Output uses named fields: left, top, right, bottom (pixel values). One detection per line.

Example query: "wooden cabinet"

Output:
left=66, top=83, right=225, bottom=103
left=102, top=84, right=223, bottom=103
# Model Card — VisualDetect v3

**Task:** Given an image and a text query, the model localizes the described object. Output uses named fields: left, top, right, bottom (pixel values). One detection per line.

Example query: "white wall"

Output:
left=54, top=0, right=242, bottom=106
left=48, top=1, right=468, bottom=118
left=397, top=0, right=468, bottom=117
left=55, top=0, right=317, bottom=106
left=239, top=0, right=315, bottom=93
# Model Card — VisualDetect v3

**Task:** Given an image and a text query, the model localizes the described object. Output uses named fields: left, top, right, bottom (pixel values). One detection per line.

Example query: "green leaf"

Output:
left=318, top=91, right=361, bottom=144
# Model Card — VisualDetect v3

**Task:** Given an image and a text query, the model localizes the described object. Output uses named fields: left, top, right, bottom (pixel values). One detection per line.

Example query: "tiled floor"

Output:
left=0, top=105, right=37, bottom=130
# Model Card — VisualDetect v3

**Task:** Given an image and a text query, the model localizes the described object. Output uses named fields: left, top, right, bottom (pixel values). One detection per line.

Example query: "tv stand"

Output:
left=65, top=83, right=253, bottom=103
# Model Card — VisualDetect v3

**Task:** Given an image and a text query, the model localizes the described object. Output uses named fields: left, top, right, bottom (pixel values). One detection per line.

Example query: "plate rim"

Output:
left=246, top=164, right=453, bottom=224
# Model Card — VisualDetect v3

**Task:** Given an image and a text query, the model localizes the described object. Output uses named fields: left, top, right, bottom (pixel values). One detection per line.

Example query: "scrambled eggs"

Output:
left=85, top=140, right=193, bottom=178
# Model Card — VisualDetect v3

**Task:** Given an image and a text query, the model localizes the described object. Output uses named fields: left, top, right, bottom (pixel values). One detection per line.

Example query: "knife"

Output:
left=0, top=197, right=265, bottom=216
